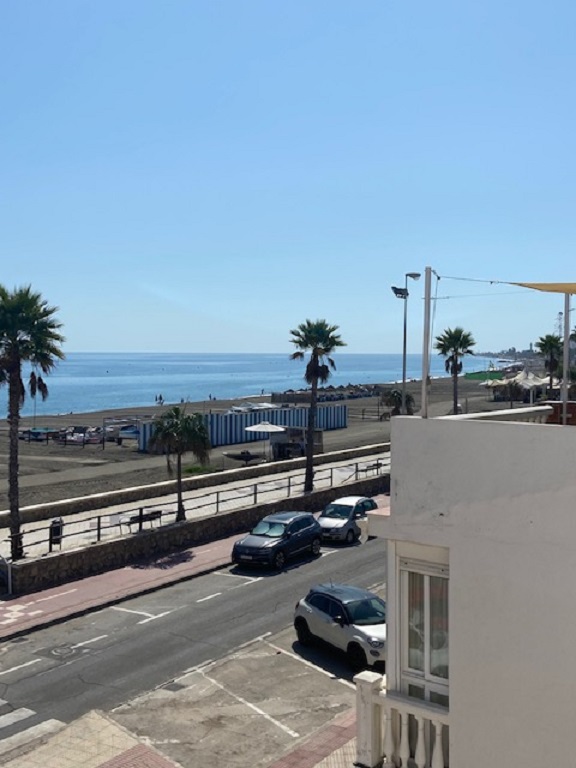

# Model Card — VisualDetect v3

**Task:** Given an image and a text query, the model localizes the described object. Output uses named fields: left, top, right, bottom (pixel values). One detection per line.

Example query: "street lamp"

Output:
left=391, top=272, right=421, bottom=414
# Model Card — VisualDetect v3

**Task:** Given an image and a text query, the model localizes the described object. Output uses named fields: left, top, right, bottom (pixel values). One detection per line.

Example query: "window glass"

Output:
left=429, top=576, right=449, bottom=679
left=326, top=598, right=345, bottom=619
left=347, top=597, right=386, bottom=625
left=251, top=520, right=286, bottom=538
left=408, top=572, right=425, bottom=671
left=308, top=593, right=330, bottom=615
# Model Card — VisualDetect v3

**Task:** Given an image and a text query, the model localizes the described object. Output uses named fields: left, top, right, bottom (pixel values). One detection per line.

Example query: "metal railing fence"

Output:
left=4, top=457, right=388, bottom=560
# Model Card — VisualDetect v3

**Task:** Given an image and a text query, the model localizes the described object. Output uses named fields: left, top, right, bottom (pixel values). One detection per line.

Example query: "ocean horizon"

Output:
left=2, top=352, right=497, bottom=419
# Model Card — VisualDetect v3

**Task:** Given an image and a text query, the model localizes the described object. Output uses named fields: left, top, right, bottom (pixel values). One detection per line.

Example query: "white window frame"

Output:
left=399, top=557, right=449, bottom=704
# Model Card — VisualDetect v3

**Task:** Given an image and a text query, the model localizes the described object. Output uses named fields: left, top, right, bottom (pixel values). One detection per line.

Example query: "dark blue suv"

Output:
left=231, top=511, right=322, bottom=570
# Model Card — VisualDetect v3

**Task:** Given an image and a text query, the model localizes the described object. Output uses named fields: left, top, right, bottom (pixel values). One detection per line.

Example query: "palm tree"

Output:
left=148, top=406, right=211, bottom=522
left=0, top=286, right=65, bottom=560
left=535, top=334, right=563, bottom=398
left=434, top=327, right=476, bottom=415
left=290, top=319, right=346, bottom=493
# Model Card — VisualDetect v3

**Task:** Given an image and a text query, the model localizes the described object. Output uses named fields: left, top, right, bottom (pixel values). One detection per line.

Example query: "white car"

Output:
left=317, top=496, right=378, bottom=544
left=294, top=583, right=386, bottom=671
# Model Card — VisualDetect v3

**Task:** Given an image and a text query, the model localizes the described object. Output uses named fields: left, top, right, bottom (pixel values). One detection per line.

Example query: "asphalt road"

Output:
left=0, top=537, right=386, bottom=762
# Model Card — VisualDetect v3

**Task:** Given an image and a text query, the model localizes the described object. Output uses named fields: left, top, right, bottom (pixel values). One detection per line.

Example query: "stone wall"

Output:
left=10, top=473, right=390, bottom=594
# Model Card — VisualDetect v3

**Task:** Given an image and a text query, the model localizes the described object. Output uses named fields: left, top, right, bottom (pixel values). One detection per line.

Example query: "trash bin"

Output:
left=49, top=517, right=64, bottom=551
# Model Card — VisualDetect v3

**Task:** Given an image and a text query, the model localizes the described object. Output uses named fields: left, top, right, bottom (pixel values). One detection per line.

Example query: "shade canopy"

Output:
left=244, top=421, right=286, bottom=434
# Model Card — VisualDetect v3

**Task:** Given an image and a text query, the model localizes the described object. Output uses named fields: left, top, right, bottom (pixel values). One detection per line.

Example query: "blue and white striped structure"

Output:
left=138, top=405, right=347, bottom=452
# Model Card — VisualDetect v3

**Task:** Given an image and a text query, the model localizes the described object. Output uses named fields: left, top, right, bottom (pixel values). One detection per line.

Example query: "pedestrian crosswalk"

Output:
left=0, top=697, right=64, bottom=758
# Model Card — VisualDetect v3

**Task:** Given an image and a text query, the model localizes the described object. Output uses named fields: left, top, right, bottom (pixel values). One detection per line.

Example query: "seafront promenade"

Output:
left=0, top=449, right=389, bottom=563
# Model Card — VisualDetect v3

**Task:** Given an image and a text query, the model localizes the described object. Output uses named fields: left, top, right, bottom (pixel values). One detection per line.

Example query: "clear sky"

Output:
left=2, top=1, right=575, bottom=354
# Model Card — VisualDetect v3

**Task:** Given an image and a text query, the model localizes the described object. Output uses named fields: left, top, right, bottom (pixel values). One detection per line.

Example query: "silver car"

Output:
left=294, top=583, right=386, bottom=671
left=317, top=495, right=378, bottom=545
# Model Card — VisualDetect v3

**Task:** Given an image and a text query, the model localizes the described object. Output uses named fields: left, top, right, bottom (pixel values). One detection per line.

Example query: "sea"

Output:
left=2, top=352, right=497, bottom=419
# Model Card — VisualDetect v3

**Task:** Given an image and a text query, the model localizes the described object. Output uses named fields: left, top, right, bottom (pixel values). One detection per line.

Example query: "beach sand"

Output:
left=0, top=376, right=501, bottom=509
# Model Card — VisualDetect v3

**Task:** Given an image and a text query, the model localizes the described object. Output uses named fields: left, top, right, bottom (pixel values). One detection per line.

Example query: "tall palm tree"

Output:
left=290, top=319, right=346, bottom=493
left=535, top=334, right=563, bottom=397
left=434, top=327, right=476, bottom=415
left=0, top=286, right=65, bottom=560
left=148, top=406, right=211, bottom=522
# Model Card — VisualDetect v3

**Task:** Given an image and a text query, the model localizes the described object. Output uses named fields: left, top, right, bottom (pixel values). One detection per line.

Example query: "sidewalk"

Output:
left=0, top=533, right=357, bottom=768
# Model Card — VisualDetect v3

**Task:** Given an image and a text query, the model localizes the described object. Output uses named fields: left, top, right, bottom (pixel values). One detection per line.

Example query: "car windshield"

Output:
left=321, top=504, right=351, bottom=520
left=347, top=597, right=387, bottom=626
left=250, top=520, right=287, bottom=538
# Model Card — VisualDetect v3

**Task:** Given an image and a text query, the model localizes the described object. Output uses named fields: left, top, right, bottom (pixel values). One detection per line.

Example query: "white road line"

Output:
left=110, top=606, right=156, bottom=619
left=138, top=610, right=177, bottom=625
left=201, top=671, right=300, bottom=738
left=0, top=708, right=35, bottom=728
left=264, top=641, right=355, bottom=690
left=0, top=719, right=65, bottom=756
left=214, top=572, right=264, bottom=586
left=196, top=593, right=222, bottom=603
left=33, top=589, right=78, bottom=604
left=0, top=659, right=42, bottom=677
left=71, top=634, right=108, bottom=648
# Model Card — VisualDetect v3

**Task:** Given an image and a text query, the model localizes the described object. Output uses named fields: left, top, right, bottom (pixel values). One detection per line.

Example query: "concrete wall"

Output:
left=374, top=416, right=576, bottom=768
left=10, top=474, right=389, bottom=594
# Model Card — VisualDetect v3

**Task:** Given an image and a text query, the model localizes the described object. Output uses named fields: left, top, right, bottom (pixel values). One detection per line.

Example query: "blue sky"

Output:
left=2, top=1, right=575, bottom=354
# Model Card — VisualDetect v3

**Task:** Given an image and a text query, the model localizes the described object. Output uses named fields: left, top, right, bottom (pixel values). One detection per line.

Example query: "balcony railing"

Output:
left=355, top=671, right=450, bottom=768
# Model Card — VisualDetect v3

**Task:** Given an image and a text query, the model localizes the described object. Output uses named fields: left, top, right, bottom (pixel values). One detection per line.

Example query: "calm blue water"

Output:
left=2, top=352, right=496, bottom=418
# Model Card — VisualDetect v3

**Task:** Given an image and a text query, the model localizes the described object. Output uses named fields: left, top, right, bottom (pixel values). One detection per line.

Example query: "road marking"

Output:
left=201, top=671, right=300, bottom=738
left=110, top=606, right=156, bottom=619
left=265, top=641, right=355, bottom=689
left=71, top=634, right=108, bottom=648
left=0, top=708, right=35, bottom=728
left=138, top=610, right=177, bottom=625
left=196, top=593, right=222, bottom=603
left=0, top=659, right=42, bottom=677
left=0, top=719, right=65, bottom=756
left=33, top=589, right=78, bottom=604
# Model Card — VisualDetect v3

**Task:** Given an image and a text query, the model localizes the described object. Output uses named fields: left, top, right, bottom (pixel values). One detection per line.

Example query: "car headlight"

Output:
left=368, top=638, right=385, bottom=649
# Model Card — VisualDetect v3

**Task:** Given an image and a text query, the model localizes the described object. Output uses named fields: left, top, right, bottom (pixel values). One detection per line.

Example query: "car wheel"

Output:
left=345, top=529, right=355, bottom=545
left=273, top=550, right=286, bottom=570
left=294, top=617, right=314, bottom=646
left=310, top=537, right=321, bottom=557
left=347, top=643, right=368, bottom=673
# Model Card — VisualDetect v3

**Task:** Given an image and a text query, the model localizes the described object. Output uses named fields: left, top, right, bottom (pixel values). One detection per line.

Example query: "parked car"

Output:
left=317, top=496, right=378, bottom=544
left=294, top=583, right=387, bottom=671
left=231, top=511, right=322, bottom=570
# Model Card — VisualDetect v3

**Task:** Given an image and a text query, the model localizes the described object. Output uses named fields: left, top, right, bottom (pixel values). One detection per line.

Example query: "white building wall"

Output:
left=375, top=416, right=576, bottom=768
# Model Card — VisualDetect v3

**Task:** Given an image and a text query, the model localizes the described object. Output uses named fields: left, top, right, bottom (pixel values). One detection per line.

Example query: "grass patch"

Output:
left=183, top=464, right=220, bottom=476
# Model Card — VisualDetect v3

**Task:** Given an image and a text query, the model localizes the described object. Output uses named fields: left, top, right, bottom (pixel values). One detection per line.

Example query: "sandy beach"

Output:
left=0, top=376, right=502, bottom=509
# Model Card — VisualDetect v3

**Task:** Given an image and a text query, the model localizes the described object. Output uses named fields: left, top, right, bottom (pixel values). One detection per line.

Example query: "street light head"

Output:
left=391, top=286, right=408, bottom=299
left=406, top=272, right=421, bottom=281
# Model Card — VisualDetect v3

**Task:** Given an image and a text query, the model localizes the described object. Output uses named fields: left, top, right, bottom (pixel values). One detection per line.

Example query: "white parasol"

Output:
left=244, top=421, right=286, bottom=459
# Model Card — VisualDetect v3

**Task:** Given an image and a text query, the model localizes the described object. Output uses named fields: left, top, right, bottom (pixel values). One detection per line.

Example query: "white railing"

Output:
left=355, top=671, right=450, bottom=768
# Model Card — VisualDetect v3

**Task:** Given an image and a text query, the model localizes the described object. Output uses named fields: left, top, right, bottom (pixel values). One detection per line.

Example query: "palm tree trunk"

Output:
left=304, top=377, right=318, bottom=493
left=452, top=367, right=459, bottom=415
left=175, top=452, right=186, bottom=522
left=8, top=365, right=23, bottom=560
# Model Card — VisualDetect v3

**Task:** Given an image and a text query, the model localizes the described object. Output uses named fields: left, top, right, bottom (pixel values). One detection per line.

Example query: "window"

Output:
left=400, top=559, right=449, bottom=704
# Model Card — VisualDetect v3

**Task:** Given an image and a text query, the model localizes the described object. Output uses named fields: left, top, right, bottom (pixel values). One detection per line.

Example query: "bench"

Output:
left=119, top=510, right=163, bottom=532
left=358, top=461, right=384, bottom=476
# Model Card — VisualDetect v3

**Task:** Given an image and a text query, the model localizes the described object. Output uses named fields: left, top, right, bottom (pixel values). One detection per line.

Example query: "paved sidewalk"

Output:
left=0, top=534, right=238, bottom=641
left=0, top=533, right=361, bottom=768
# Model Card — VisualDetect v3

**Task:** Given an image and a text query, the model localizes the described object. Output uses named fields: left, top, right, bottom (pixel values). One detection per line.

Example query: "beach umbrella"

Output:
left=245, top=421, right=286, bottom=459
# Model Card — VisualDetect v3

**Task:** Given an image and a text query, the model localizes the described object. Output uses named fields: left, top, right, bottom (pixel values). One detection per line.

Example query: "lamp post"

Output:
left=391, top=272, right=421, bottom=414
